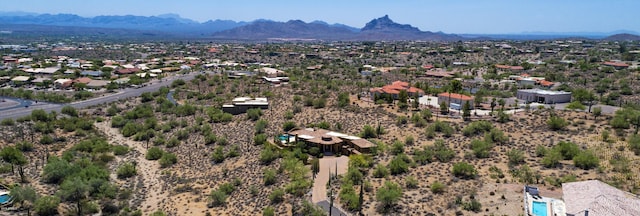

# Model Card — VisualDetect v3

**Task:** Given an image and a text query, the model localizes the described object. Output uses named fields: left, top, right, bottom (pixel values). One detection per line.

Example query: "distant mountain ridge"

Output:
left=0, top=12, right=248, bottom=35
left=0, top=12, right=638, bottom=41
left=212, top=15, right=463, bottom=41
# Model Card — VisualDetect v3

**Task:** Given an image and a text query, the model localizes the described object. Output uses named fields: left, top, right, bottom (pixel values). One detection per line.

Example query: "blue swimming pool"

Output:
left=0, top=194, right=11, bottom=204
left=532, top=201, right=548, bottom=216
left=279, top=134, right=291, bottom=141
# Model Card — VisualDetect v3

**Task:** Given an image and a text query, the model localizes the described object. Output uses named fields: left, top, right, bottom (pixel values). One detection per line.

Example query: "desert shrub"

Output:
left=405, top=176, right=419, bottom=189
left=462, top=121, right=493, bottom=136
left=507, top=149, right=525, bottom=166
left=145, top=147, right=164, bottom=160
left=430, top=181, right=445, bottom=194
left=159, top=153, right=177, bottom=168
left=112, top=145, right=129, bottom=155
left=463, top=199, right=482, bottom=212
left=390, top=140, right=405, bottom=155
left=547, top=116, right=568, bottom=131
left=541, top=149, right=562, bottom=168
left=260, top=146, right=280, bottom=165
left=255, top=119, right=268, bottom=134
left=269, top=188, right=285, bottom=203
left=373, top=164, right=390, bottom=178
left=484, top=128, right=508, bottom=144
left=339, top=182, right=360, bottom=211
left=116, top=162, right=137, bottom=179
left=573, top=150, right=599, bottom=169
left=263, top=206, right=275, bottom=216
left=283, top=121, right=296, bottom=132
left=263, top=168, right=278, bottom=185
left=388, top=154, right=412, bottom=175
left=376, top=181, right=402, bottom=213
left=628, top=134, right=640, bottom=155
left=211, top=147, right=226, bottom=163
left=412, top=146, right=433, bottom=165
left=16, top=141, right=34, bottom=152
left=553, top=141, right=580, bottom=160
left=209, top=190, right=227, bottom=207
left=535, top=145, right=548, bottom=157
left=452, top=162, right=477, bottom=179
left=433, top=140, right=455, bottom=162
left=470, top=139, right=492, bottom=158
left=246, top=108, right=263, bottom=121
left=254, top=134, right=268, bottom=145
left=34, top=195, right=60, bottom=216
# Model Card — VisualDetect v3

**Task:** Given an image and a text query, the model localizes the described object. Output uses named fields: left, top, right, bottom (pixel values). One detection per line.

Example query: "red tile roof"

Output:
left=603, top=61, right=629, bottom=67
left=370, top=80, right=424, bottom=95
left=438, top=92, right=474, bottom=101
left=116, top=68, right=140, bottom=74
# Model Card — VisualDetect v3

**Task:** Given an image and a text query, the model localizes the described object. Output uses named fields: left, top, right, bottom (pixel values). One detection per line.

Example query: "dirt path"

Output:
left=96, top=121, right=168, bottom=214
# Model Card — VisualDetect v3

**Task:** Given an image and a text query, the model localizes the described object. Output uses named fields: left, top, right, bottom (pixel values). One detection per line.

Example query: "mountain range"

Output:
left=0, top=12, right=638, bottom=41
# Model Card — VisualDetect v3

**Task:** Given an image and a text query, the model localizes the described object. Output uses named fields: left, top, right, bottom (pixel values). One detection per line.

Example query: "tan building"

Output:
left=287, top=128, right=375, bottom=155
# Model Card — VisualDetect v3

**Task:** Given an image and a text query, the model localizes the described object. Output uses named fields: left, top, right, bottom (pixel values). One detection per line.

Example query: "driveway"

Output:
left=312, top=156, right=349, bottom=203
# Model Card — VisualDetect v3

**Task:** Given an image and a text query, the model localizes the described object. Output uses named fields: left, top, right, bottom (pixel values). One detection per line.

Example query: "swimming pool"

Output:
left=532, top=201, right=548, bottom=216
left=279, top=134, right=291, bottom=141
left=0, top=194, right=11, bottom=204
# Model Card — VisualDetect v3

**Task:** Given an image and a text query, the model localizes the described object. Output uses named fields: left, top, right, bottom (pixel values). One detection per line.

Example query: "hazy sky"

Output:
left=3, top=0, right=639, bottom=34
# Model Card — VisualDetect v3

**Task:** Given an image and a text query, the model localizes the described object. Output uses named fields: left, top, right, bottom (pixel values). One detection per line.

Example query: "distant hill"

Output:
left=603, top=33, right=640, bottom=41
left=212, top=15, right=462, bottom=41
left=0, top=13, right=248, bottom=36
left=357, top=15, right=462, bottom=41
left=210, top=20, right=357, bottom=40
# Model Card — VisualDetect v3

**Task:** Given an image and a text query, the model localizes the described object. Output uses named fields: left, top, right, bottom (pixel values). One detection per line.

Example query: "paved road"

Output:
left=317, top=200, right=348, bottom=216
left=0, top=73, right=197, bottom=121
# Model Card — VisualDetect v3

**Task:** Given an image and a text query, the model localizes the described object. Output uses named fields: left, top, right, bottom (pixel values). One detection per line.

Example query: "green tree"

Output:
left=592, top=107, right=602, bottom=120
left=0, top=146, right=28, bottom=182
left=462, top=100, right=471, bottom=121
left=145, top=147, right=164, bottom=160
left=440, top=101, right=449, bottom=115
left=11, top=185, right=37, bottom=215
left=58, top=177, right=91, bottom=216
left=507, top=149, right=525, bottom=166
left=61, top=105, right=79, bottom=117
left=211, top=146, right=226, bottom=163
left=566, top=101, right=586, bottom=111
left=376, top=181, right=403, bottom=213
left=490, top=98, right=497, bottom=114
left=34, top=196, right=59, bottom=216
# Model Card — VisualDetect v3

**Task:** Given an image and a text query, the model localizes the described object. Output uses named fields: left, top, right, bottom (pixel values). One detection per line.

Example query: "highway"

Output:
left=0, top=72, right=197, bottom=121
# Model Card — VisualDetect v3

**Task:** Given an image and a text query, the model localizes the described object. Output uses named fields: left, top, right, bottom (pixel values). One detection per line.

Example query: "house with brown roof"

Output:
left=602, top=61, right=630, bottom=70
left=116, top=68, right=140, bottom=75
left=369, top=81, right=424, bottom=100
left=287, top=128, right=375, bottom=155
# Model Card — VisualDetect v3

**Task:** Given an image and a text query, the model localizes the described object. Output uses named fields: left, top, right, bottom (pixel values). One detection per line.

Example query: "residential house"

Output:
left=516, top=89, right=571, bottom=104
left=116, top=68, right=140, bottom=75
left=54, top=78, right=73, bottom=89
left=602, top=61, right=630, bottom=70
left=287, top=128, right=375, bottom=155
left=222, top=97, right=269, bottom=115
left=437, top=92, right=474, bottom=109
left=11, top=76, right=30, bottom=86
left=87, top=80, right=110, bottom=89
left=80, top=70, right=104, bottom=77
left=562, top=180, right=640, bottom=216
left=369, top=81, right=425, bottom=100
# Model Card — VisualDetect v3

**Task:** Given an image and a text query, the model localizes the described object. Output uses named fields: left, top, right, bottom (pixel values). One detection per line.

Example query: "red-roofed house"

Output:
left=369, top=81, right=424, bottom=100
left=116, top=68, right=140, bottom=75
left=602, top=61, right=629, bottom=70
left=437, top=92, right=474, bottom=107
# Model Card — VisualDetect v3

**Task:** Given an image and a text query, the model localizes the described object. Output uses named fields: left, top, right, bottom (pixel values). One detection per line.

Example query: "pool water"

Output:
left=279, top=134, right=291, bottom=141
left=0, top=194, right=11, bottom=204
left=532, top=201, right=548, bottom=216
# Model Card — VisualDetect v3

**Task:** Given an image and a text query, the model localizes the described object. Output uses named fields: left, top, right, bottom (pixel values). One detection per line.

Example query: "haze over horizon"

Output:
left=2, top=0, right=639, bottom=34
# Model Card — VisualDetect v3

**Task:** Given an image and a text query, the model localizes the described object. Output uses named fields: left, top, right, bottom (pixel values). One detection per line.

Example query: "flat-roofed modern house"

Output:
left=602, top=61, right=630, bottom=70
left=562, top=180, right=640, bottom=216
left=516, top=89, right=571, bottom=104
left=222, top=97, right=269, bottom=115
left=287, top=128, right=375, bottom=155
